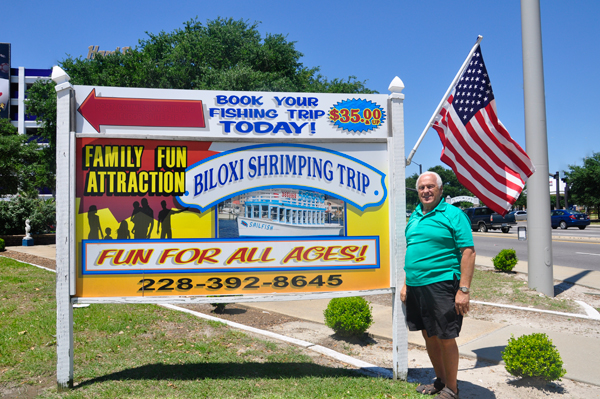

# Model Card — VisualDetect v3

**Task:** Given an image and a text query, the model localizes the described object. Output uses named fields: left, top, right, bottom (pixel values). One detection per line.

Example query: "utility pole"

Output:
left=411, top=161, right=422, bottom=175
left=562, top=178, right=569, bottom=209
left=554, top=171, right=560, bottom=209
left=521, top=0, right=554, bottom=297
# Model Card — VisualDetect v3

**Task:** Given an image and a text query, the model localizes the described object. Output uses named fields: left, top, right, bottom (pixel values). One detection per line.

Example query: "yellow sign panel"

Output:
left=75, top=122, right=390, bottom=298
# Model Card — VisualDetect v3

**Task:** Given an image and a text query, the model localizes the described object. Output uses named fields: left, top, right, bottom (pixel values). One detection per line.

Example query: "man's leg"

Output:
left=422, top=333, right=459, bottom=393
left=439, top=337, right=459, bottom=394
left=422, top=330, right=446, bottom=384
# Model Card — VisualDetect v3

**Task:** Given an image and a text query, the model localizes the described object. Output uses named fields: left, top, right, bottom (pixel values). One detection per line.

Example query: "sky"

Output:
left=3, top=0, right=598, bottom=178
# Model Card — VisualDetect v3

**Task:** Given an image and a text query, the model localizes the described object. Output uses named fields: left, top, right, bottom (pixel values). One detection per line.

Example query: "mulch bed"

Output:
left=0, top=250, right=56, bottom=270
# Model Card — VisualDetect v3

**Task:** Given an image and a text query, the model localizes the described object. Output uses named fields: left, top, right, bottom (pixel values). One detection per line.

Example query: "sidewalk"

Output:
left=248, top=257, right=600, bottom=386
left=5, top=244, right=600, bottom=386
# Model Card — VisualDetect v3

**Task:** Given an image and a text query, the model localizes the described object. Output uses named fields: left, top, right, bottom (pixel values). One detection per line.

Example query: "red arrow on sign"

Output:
left=78, top=89, right=206, bottom=132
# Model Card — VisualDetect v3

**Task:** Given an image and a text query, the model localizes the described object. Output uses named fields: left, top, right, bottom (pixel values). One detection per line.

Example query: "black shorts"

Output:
left=405, top=276, right=463, bottom=339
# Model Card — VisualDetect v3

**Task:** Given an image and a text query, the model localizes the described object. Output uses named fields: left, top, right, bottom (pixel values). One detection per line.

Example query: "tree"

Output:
left=26, top=17, right=376, bottom=191
left=405, top=173, right=419, bottom=211
left=549, top=195, right=566, bottom=210
left=427, top=165, right=474, bottom=208
left=406, top=166, right=475, bottom=210
left=565, top=152, right=600, bottom=215
left=59, top=17, right=375, bottom=93
left=0, top=119, right=43, bottom=196
left=24, top=80, right=57, bottom=191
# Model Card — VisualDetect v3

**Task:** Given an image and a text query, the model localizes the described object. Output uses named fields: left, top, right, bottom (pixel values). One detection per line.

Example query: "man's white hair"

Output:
left=416, top=172, right=443, bottom=190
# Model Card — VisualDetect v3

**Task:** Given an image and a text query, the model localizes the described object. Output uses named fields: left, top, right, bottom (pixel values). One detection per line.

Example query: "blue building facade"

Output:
left=9, top=67, right=52, bottom=135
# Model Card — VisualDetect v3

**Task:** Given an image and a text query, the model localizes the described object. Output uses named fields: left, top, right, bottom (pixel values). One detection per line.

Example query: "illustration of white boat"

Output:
left=236, top=189, right=343, bottom=237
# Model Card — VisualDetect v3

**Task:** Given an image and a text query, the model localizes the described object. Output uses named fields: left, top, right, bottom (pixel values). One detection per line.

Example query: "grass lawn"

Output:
left=471, top=268, right=577, bottom=313
left=0, top=257, right=421, bottom=398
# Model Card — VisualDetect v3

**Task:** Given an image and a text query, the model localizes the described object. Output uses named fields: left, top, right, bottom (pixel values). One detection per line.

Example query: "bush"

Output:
left=211, top=302, right=227, bottom=313
left=502, top=333, right=566, bottom=382
left=0, top=196, right=56, bottom=235
left=323, top=296, right=373, bottom=337
left=206, top=295, right=228, bottom=313
left=493, top=248, right=518, bottom=272
left=0, top=238, right=5, bottom=251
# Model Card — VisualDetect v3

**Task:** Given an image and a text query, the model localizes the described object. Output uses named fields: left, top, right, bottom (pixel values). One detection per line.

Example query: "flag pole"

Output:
left=406, top=35, right=484, bottom=166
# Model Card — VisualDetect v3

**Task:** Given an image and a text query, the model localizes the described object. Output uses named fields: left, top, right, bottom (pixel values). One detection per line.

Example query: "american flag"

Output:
left=432, top=45, right=535, bottom=216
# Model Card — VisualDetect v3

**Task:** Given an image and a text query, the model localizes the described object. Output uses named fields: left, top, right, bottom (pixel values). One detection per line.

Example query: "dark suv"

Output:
left=463, top=207, right=516, bottom=233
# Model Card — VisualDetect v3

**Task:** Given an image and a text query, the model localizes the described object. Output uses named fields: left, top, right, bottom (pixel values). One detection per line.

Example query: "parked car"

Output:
left=463, top=207, right=517, bottom=233
left=509, top=210, right=527, bottom=221
left=550, top=209, right=590, bottom=230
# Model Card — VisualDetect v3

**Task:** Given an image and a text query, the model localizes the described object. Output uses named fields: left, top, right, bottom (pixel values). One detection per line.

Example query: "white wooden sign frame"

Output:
left=54, top=69, right=407, bottom=389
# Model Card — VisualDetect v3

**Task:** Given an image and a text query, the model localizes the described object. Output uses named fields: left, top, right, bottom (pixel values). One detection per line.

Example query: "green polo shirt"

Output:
left=405, top=199, right=473, bottom=286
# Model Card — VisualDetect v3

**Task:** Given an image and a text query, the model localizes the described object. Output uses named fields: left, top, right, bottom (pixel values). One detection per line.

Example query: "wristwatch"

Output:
left=459, top=286, right=470, bottom=294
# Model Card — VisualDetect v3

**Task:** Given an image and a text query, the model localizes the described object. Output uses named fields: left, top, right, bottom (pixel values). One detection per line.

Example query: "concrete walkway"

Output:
left=7, top=243, right=57, bottom=260
left=249, top=256, right=600, bottom=386
left=4, top=243, right=600, bottom=385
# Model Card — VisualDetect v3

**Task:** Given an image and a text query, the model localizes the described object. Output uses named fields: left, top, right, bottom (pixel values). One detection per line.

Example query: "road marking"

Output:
left=474, top=234, right=600, bottom=244
left=576, top=252, right=600, bottom=256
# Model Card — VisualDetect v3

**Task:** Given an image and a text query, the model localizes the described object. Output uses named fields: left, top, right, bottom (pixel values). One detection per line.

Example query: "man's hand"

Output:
left=400, top=284, right=407, bottom=303
left=456, top=246, right=475, bottom=316
left=455, top=290, right=470, bottom=315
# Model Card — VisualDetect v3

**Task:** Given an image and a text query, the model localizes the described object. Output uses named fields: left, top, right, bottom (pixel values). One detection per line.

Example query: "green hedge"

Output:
left=493, top=248, right=518, bottom=272
left=502, top=333, right=566, bottom=381
left=0, top=196, right=56, bottom=235
left=324, top=297, right=373, bottom=337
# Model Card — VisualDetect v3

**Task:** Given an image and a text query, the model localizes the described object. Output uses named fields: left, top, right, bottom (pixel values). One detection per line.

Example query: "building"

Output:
left=9, top=67, right=52, bottom=135
left=1, top=43, right=54, bottom=198
left=548, top=176, right=567, bottom=195
left=1, top=42, right=52, bottom=137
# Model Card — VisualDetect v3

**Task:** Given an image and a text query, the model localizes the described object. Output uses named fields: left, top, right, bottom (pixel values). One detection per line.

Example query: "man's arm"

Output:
left=455, top=246, right=475, bottom=315
left=400, top=283, right=407, bottom=303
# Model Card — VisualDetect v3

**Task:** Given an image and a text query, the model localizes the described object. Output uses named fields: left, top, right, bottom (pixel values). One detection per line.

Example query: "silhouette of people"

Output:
left=87, top=205, right=103, bottom=239
left=157, top=200, right=188, bottom=239
left=132, top=198, right=154, bottom=239
left=131, top=201, right=141, bottom=238
left=117, top=220, right=131, bottom=239
left=104, top=227, right=113, bottom=239
left=131, top=201, right=141, bottom=217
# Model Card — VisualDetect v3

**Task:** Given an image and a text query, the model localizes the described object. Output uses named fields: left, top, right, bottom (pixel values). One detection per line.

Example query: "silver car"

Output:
left=510, top=210, right=527, bottom=221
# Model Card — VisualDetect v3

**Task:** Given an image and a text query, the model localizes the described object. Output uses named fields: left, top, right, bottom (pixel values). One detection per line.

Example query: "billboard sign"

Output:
left=55, top=78, right=409, bottom=386
left=72, top=85, right=392, bottom=299
left=0, top=43, right=10, bottom=120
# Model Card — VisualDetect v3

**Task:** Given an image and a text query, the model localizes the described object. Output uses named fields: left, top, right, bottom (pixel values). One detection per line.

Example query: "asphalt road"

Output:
left=472, top=223, right=600, bottom=272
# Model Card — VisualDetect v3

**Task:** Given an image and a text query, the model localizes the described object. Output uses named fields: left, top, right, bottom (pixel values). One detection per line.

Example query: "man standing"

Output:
left=401, top=172, right=475, bottom=399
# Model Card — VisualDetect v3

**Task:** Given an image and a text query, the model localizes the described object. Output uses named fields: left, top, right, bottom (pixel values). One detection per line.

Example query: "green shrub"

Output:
left=0, top=238, right=5, bottom=251
left=211, top=302, right=227, bottom=313
left=493, top=248, right=518, bottom=272
left=0, top=195, right=56, bottom=235
left=206, top=296, right=227, bottom=313
left=502, top=333, right=566, bottom=382
left=324, top=296, right=373, bottom=337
